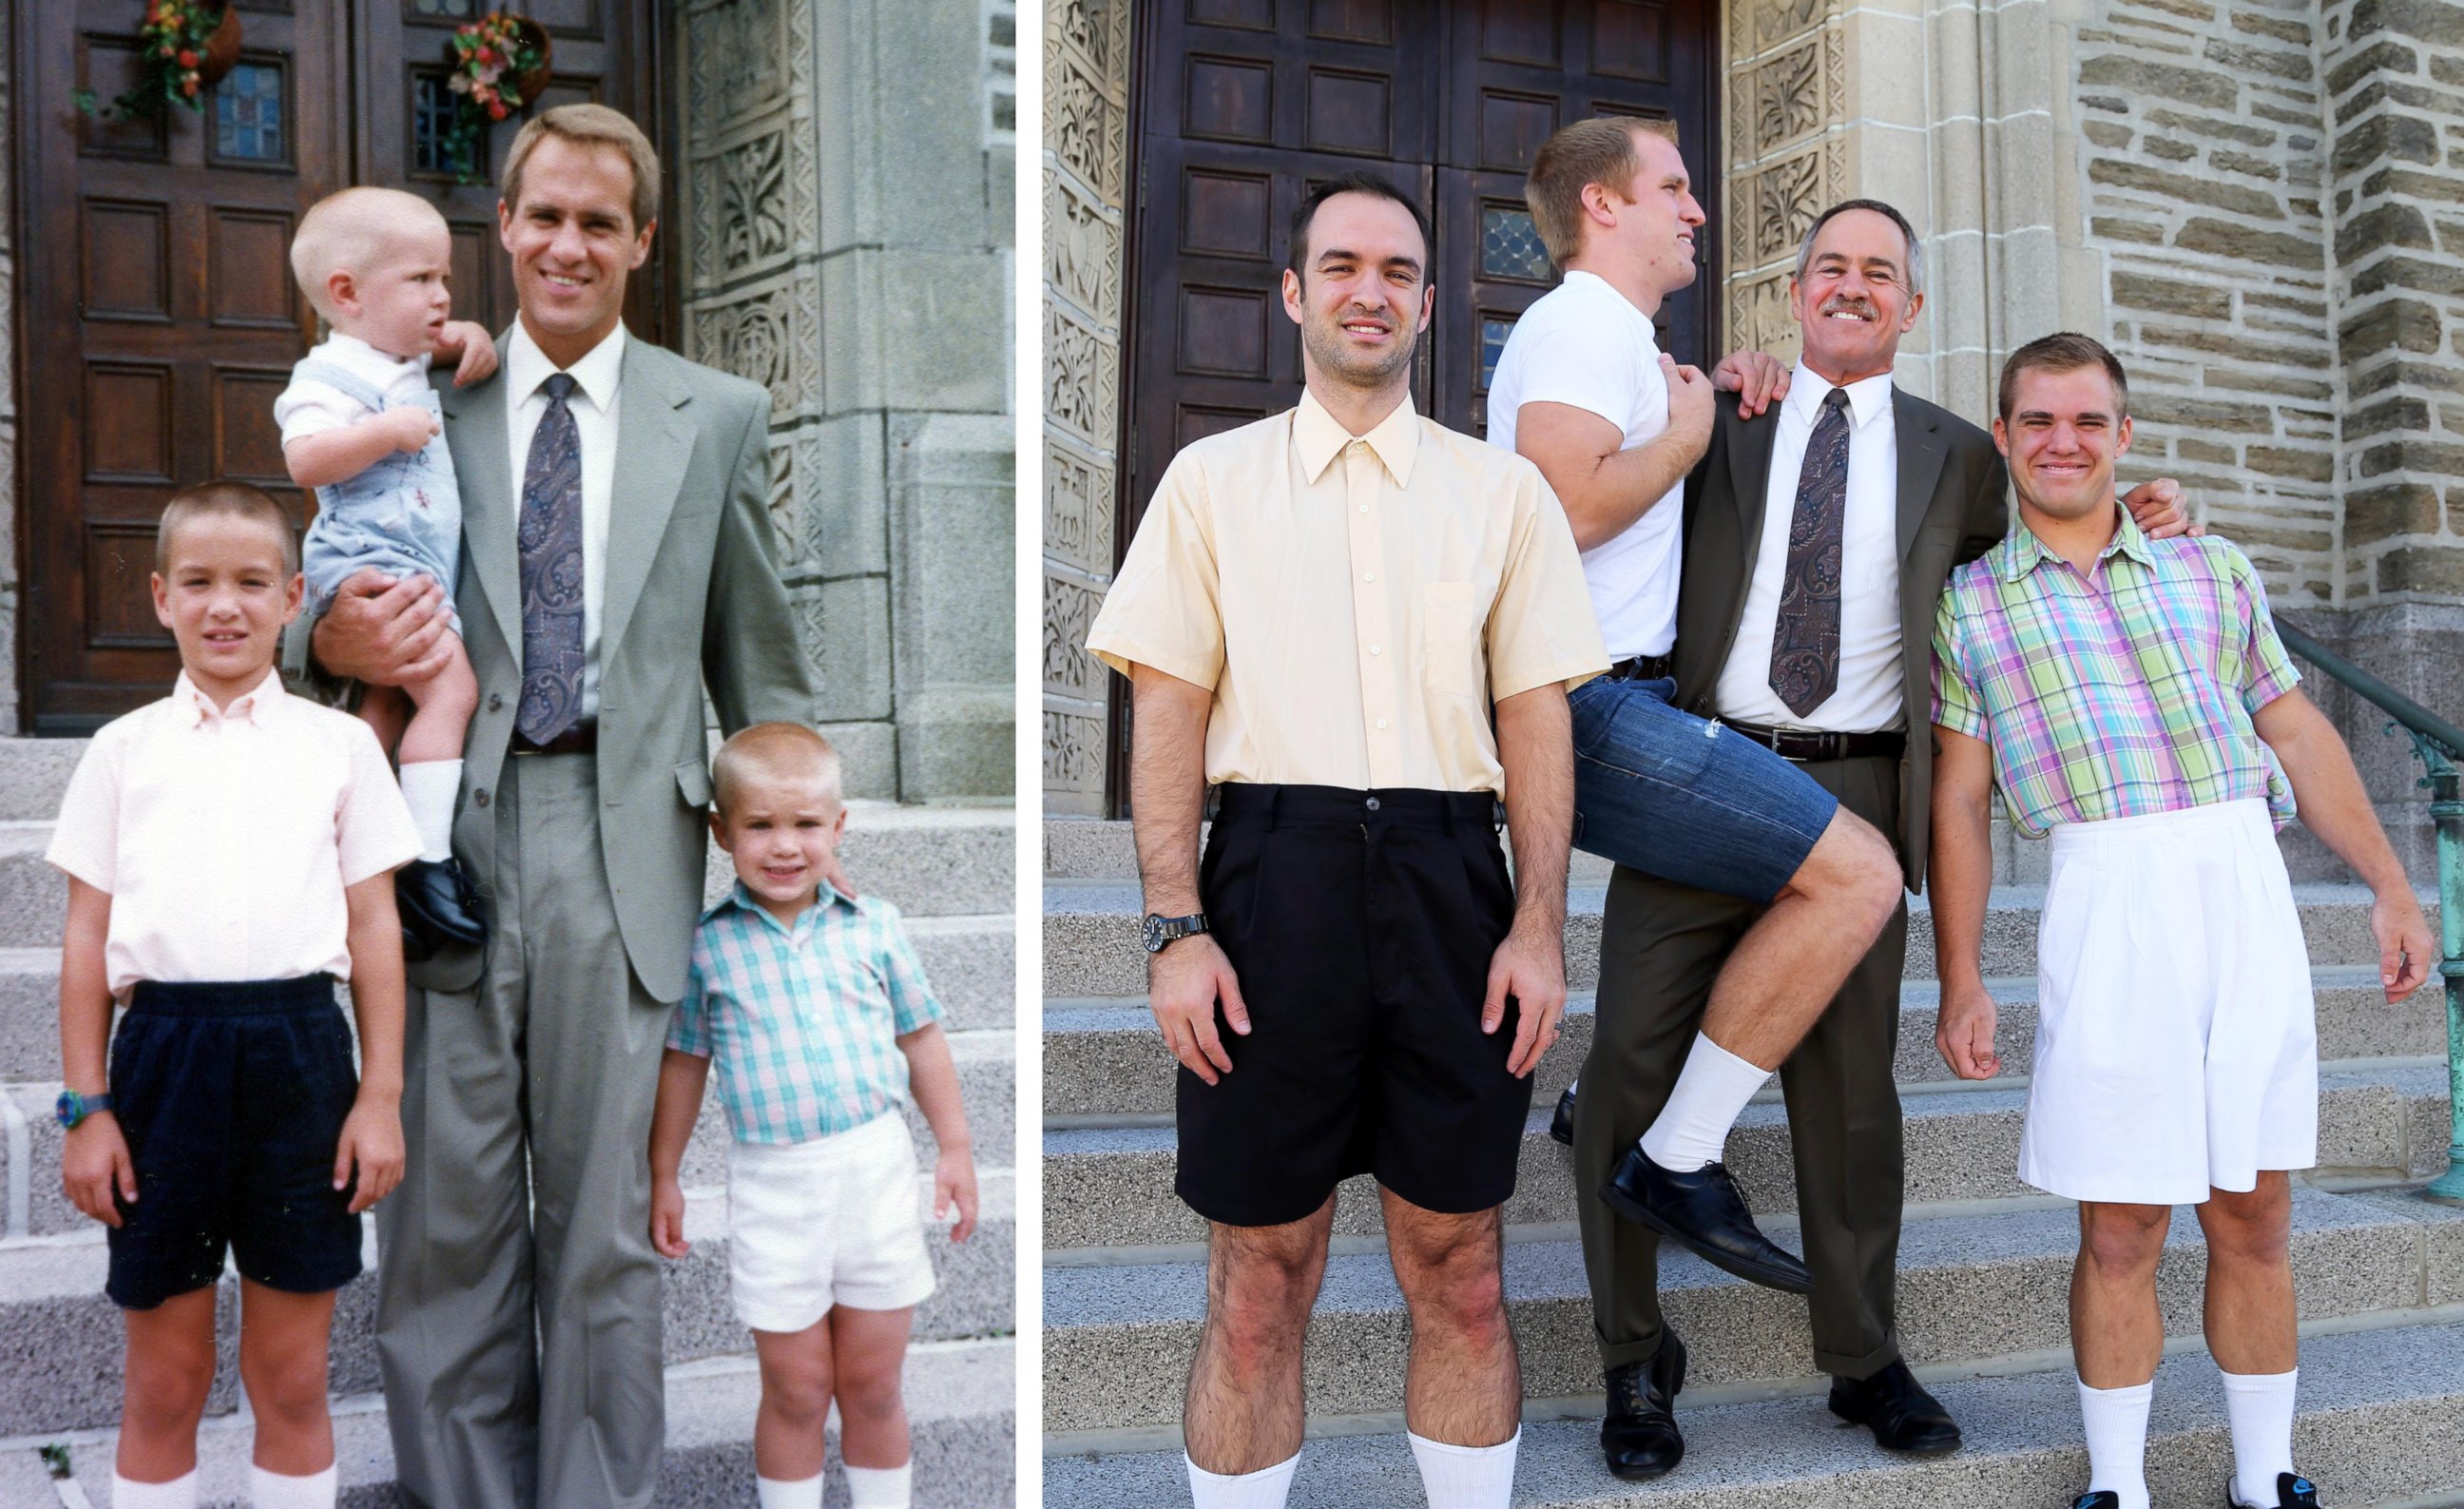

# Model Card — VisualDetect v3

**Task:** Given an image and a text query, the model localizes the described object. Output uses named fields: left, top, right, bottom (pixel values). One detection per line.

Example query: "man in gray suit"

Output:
left=301, top=105, right=813, bottom=1508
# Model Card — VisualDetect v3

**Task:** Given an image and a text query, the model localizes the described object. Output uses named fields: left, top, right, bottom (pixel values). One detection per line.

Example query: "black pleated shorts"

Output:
left=105, top=976, right=364, bottom=1309
left=1175, top=783, right=1529, bottom=1228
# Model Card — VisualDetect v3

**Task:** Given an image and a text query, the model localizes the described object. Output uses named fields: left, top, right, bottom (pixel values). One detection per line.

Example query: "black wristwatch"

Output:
left=1143, top=912, right=1210, bottom=954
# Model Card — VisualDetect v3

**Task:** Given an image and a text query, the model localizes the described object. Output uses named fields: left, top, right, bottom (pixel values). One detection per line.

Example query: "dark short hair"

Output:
left=1286, top=173, right=1433, bottom=279
left=157, top=479, right=298, bottom=574
left=1795, top=199, right=1923, bottom=297
left=1997, top=331, right=2130, bottom=422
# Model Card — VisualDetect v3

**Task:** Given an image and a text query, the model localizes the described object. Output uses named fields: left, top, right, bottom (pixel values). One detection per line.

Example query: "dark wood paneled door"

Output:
left=18, top=1, right=661, bottom=731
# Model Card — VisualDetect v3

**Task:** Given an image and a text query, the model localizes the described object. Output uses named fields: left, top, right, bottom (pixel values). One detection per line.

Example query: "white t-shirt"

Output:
left=1713, top=364, right=1906, bottom=732
left=1486, top=270, right=1684, bottom=660
left=273, top=331, right=433, bottom=444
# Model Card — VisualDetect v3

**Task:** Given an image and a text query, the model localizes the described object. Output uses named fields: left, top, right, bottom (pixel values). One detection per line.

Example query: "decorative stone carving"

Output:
left=1058, top=0, right=1129, bottom=79
left=688, top=271, right=823, bottom=422
left=1046, top=303, right=1117, bottom=449
left=1048, top=170, right=1124, bottom=321
left=1045, top=438, right=1115, bottom=578
left=1043, top=574, right=1105, bottom=697
left=1044, top=708, right=1107, bottom=791
left=683, top=0, right=792, bottom=137
left=766, top=432, right=800, bottom=565
left=1050, top=47, right=1126, bottom=203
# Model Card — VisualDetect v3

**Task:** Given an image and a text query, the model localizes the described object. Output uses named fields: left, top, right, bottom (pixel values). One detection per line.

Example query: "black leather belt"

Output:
left=1607, top=652, right=1676, bottom=681
left=1723, top=720, right=1905, bottom=763
left=511, top=719, right=598, bottom=756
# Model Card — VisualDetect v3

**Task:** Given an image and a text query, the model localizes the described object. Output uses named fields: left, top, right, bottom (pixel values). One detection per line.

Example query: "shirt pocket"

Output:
left=1422, top=582, right=1483, bottom=700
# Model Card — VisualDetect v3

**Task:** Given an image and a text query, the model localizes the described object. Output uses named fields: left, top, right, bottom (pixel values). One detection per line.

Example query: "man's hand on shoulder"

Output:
left=2123, top=476, right=2202, bottom=540
left=1709, top=348, right=1792, bottom=419
left=312, top=568, right=453, bottom=687
left=1147, top=934, right=1248, bottom=1087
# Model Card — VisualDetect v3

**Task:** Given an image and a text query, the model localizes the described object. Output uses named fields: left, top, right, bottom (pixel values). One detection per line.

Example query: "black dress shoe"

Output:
left=1828, top=1358, right=1961, bottom=1455
left=398, top=856, right=487, bottom=951
left=2228, top=1472, right=2323, bottom=1507
left=2070, top=1495, right=2120, bottom=1509
left=1550, top=1083, right=1577, bottom=1146
left=1600, top=1328, right=1686, bottom=1480
left=1600, top=1147, right=1814, bottom=1293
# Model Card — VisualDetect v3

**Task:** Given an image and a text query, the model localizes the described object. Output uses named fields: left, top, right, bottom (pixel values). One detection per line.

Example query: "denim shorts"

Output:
left=1569, top=673, right=1839, bottom=905
left=105, top=977, right=364, bottom=1309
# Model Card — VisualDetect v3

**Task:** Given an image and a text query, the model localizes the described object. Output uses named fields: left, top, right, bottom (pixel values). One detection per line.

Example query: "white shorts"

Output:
left=2020, top=799, right=2319, bottom=1207
left=726, top=1111, right=938, bottom=1334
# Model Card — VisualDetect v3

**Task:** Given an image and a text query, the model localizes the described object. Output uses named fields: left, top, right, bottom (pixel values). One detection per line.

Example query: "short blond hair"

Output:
left=1525, top=116, right=1681, bottom=266
left=157, top=480, right=297, bottom=574
left=289, top=187, right=448, bottom=320
left=501, top=104, right=662, bottom=232
left=711, top=723, right=842, bottom=816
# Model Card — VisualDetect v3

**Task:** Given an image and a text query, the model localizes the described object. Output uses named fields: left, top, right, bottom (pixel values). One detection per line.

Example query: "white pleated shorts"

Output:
left=2019, top=799, right=2319, bottom=1206
left=726, top=1110, right=937, bottom=1334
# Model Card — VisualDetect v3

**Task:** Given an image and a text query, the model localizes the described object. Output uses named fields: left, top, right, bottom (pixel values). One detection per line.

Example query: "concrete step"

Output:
left=1042, top=879, right=2440, bottom=998
left=1040, top=1063, right=2456, bottom=1252
left=17, top=1335, right=1013, bottom=1508
left=1042, top=1320, right=2464, bottom=1508
left=1040, top=967, right=2442, bottom=1118
left=3, top=1028, right=1015, bottom=1240
left=0, top=1174, right=1014, bottom=1438
left=1038, top=1184, right=2464, bottom=1433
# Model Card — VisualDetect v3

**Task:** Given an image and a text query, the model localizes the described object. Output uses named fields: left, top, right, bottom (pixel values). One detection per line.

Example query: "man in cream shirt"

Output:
left=1088, top=174, right=1606, bottom=1509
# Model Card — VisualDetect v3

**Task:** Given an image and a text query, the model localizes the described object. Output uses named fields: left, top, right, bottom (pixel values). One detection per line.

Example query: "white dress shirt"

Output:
left=504, top=322, right=626, bottom=718
left=1486, top=270, right=1684, bottom=661
left=1715, top=363, right=1904, bottom=732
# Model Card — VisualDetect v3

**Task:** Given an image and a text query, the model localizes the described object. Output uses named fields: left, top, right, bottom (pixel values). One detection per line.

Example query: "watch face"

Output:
left=1142, top=914, right=1165, bottom=953
left=54, top=1090, right=79, bottom=1129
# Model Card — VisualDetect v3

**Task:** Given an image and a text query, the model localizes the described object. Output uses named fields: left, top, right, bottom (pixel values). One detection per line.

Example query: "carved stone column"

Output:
left=1042, top=0, right=1130, bottom=817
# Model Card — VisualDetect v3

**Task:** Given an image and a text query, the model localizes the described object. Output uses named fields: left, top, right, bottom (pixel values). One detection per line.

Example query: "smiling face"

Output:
left=1994, top=361, right=2134, bottom=529
left=1605, top=129, right=1705, bottom=300
left=1281, top=190, right=1434, bottom=396
left=152, top=513, right=302, bottom=706
left=713, top=768, right=848, bottom=922
left=1790, top=208, right=1923, bottom=383
left=498, top=134, right=655, bottom=366
left=337, top=216, right=454, bottom=362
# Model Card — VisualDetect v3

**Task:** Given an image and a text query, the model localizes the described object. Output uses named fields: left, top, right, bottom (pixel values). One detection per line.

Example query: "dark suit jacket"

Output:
left=1673, top=387, right=2007, bottom=892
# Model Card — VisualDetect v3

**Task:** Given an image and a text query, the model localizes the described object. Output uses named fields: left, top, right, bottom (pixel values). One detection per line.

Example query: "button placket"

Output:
left=1344, top=440, right=1401, bottom=787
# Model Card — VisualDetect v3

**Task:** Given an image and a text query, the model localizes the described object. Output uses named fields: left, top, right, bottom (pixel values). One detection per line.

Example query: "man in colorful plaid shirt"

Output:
left=646, top=723, right=978, bottom=1509
left=1927, top=333, right=2432, bottom=1509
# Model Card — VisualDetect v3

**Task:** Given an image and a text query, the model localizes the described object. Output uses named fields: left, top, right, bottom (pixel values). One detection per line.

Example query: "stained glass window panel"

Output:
left=413, top=72, right=476, bottom=178
left=408, top=0, right=480, bottom=16
left=1479, top=205, right=1550, bottom=281
left=214, top=63, right=284, bottom=164
left=1481, top=318, right=1515, bottom=391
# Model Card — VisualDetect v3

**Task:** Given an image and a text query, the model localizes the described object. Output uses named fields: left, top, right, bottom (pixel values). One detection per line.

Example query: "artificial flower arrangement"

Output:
left=443, top=12, right=552, bottom=179
left=74, top=0, right=240, bottom=121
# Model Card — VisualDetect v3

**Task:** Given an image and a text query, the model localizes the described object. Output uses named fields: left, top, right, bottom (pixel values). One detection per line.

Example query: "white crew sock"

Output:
left=754, top=1474, right=822, bottom=1509
left=2077, top=1377, right=2154, bottom=1509
left=397, top=759, right=463, bottom=862
left=2221, top=1367, right=2299, bottom=1506
left=109, top=1470, right=199, bottom=1509
left=1185, top=1450, right=1300, bottom=1509
left=1406, top=1428, right=1519, bottom=1509
left=1637, top=1034, right=1771, bottom=1171
left=247, top=1462, right=337, bottom=1509
left=844, top=1461, right=914, bottom=1509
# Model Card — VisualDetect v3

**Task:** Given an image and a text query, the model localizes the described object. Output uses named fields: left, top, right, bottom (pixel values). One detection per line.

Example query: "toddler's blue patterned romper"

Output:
left=291, top=352, right=464, bottom=636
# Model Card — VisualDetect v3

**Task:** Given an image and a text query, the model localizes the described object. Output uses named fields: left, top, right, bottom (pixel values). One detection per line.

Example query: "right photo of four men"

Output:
left=1036, top=3, right=2462, bottom=1507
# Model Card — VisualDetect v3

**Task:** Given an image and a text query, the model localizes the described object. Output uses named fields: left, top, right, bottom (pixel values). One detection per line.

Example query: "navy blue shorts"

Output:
left=1569, top=673, right=1841, bottom=904
left=106, top=977, right=364, bottom=1310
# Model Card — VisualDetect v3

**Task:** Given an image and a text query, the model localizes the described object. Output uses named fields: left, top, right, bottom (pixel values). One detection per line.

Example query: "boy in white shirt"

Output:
left=51, top=481, right=420, bottom=1509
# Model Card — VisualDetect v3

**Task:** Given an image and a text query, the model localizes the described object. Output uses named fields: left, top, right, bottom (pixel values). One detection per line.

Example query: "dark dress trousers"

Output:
left=1574, top=387, right=2008, bottom=1379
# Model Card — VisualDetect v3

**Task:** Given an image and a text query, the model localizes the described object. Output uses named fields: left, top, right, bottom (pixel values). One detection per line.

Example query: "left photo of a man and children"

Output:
left=13, top=6, right=1017, bottom=1507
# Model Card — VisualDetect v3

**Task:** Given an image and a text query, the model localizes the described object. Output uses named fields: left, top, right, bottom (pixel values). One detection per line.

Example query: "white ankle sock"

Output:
left=754, top=1474, right=823, bottom=1509
left=1185, top=1450, right=1300, bottom=1509
left=1406, top=1428, right=1519, bottom=1509
left=398, top=759, right=463, bottom=861
left=844, top=1461, right=913, bottom=1508
left=2077, top=1377, right=2153, bottom=1509
left=110, top=1471, right=198, bottom=1509
left=2220, top=1367, right=2298, bottom=1506
left=247, top=1462, right=337, bottom=1509
left=1638, top=1034, right=1770, bottom=1171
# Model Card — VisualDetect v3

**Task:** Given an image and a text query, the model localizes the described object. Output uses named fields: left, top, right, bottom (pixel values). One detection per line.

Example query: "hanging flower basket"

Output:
left=74, top=0, right=241, bottom=121
left=443, top=12, right=552, bottom=180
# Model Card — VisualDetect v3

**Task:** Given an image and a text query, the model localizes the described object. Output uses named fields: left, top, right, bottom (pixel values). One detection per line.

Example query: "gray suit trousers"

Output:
left=1575, top=752, right=1910, bottom=1381
left=375, top=752, right=673, bottom=1509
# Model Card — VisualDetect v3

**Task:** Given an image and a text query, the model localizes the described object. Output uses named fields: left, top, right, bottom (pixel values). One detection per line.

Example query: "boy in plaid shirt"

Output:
left=1929, top=335, right=2431, bottom=1509
left=648, top=724, right=977, bottom=1509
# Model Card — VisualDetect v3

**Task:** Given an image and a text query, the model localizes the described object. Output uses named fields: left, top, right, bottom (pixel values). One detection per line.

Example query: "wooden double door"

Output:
left=18, top=0, right=658, bottom=731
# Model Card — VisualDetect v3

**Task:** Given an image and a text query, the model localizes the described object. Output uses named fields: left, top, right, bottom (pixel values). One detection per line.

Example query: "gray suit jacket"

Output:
left=1673, top=387, right=2007, bottom=893
left=288, top=335, right=815, bottom=1001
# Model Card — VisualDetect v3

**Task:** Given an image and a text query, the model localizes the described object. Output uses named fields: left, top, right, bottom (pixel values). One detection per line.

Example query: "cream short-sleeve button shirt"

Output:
left=1087, top=391, right=1607, bottom=797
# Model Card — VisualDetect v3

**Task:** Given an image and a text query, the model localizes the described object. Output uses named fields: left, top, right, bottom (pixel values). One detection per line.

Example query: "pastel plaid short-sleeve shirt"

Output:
left=1931, top=510, right=2300, bottom=840
left=667, top=881, right=945, bottom=1145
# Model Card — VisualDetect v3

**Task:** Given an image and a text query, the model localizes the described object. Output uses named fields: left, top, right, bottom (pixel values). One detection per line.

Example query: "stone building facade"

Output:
left=1041, top=0, right=2464, bottom=832
left=5, top=2, right=1013, bottom=803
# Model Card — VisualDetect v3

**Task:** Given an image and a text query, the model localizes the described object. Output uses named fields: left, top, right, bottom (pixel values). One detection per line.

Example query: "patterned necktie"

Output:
left=517, top=372, right=586, bottom=745
left=1768, top=387, right=1853, bottom=718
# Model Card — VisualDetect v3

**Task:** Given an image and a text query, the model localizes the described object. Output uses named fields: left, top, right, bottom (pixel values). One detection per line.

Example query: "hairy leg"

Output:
left=1183, top=1196, right=1337, bottom=1474
left=2197, top=1174, right=2297, bottom=1375
left=1381, top=1192, right=1519, bottom=1447
left=1698, top=806, right=1901, bottom=1068
left=2072, top=1201, right=2172, bottom=1387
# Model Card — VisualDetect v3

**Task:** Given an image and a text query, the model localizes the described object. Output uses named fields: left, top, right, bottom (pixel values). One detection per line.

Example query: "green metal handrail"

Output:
left=2275, top=617, right=2464, bottom=1206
